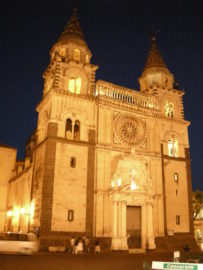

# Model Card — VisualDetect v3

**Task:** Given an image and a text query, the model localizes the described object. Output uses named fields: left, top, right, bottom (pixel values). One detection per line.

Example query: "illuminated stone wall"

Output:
left=6, top=164, right=32, bottom=232
left=51, top=142, right=88, bottom=232
left=0, top=145, right=16, bottom=232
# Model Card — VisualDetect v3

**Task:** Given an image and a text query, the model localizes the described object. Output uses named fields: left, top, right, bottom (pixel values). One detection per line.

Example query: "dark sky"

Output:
left=0, top=0, right=203, bottom=190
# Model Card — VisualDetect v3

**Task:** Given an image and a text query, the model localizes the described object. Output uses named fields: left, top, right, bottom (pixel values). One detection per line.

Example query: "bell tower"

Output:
left=43, top=7, right=98, bottom=98
left=32, top=7, right=98, bottom=248
left=139, top=36, right=174, bottom=95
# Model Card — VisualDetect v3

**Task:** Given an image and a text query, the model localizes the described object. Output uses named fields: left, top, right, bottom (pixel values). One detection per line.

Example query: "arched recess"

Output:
left=161, top=94, right=179, bottom=118
left=59, top=109, right=88, bottom=142
left=162, top=130, right=185, bottom=158
left=62, top=67, right=88, bottom=95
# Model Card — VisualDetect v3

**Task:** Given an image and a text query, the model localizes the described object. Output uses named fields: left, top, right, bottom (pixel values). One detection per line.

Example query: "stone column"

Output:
left=147, top=202, right=156, bottom=249
left=111, top=200, right=128, bottom=250
left=118, top=201, right=122, bottom=237
left=121, top=201, right=126, bottom=238
left=113, top=201, right=118, bottom=238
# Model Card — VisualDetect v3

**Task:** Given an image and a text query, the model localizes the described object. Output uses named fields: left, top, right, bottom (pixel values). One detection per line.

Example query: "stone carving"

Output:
left=114, top=113, right=146, bottom=147
left=111, top=150, right=153, bottom=194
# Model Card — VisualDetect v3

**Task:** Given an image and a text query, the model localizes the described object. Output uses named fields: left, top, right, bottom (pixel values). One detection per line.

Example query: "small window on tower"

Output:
left=176, top=215, right=180, bottom=225
left=68, top=77, right=82, bottom=94
left=74, top=120, right=80, bottom=141
left=65, top=118, right=72, bottom=139
left=168, top=139, right=178, bottom=157
left=165, top=101, right=174, bottom=118
left=70, top=157, right=76, bottom=168
left=73, top=49, right=81, bottom=61
left=174, top=173, right=179, bottom=182
left=60, top=48, right=66, bottom=62
left=67, top=210, right=74, bottom=221
left=75, top=78, right=81, bottom=94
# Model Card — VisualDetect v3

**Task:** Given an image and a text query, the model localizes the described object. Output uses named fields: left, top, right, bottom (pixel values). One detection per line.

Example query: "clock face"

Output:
left=114, top=113, right=146, bottom=147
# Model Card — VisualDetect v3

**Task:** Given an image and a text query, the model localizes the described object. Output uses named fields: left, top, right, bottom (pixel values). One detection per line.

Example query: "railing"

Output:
left=96, top=80, right=160, bottom=110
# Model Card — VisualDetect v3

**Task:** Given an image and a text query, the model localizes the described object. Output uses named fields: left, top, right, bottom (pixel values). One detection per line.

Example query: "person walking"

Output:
left=84, top=237, right=90, bottom=253
left=70, top=236, right=75, bottom=254
left=94, top=239, right=101, bottom=254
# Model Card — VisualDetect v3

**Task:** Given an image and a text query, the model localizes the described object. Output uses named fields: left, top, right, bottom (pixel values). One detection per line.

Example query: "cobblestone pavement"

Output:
left=0, top=251, right=174, bottom=270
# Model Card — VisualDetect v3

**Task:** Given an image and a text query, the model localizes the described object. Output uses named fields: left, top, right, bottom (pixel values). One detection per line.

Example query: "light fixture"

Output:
left=117, top=177, right=121, bottom=187
left=130, top=180, right=137, bottom=190
left=20, top=208, right=25, bottom=214
left=7, top=210, right=13, bottom=217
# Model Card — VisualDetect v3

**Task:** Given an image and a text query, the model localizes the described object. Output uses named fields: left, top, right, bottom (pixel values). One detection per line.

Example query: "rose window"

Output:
left=114, top=114, right=145, bottom=146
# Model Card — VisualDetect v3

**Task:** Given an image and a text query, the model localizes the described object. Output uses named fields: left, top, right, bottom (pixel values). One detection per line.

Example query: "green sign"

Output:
left=163, top=263, right=198, bottom=270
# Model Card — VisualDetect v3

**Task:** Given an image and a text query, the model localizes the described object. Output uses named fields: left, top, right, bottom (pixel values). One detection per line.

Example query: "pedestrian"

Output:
left=84, top=237, right=90, bottom=253
left=70, top=236, right=75, bottom=254
left=76, top=238, right=84, bottom=254
left=94, top=239, right=101, bottom=254
left=74, top=238, right=79, bottom=254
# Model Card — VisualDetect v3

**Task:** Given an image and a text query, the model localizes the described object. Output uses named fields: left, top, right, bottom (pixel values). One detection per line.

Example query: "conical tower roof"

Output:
left=142, top=36, right=169, bottom=74
left=56, top=7, right=90, bottom=50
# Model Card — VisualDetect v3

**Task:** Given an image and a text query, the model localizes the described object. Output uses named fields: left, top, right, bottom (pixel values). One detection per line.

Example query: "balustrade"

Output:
left=96, top=81, right=159, bottom=110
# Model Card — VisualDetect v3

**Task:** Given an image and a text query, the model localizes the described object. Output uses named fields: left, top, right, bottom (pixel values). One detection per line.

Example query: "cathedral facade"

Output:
left=2, top=8, right=193, bottom=251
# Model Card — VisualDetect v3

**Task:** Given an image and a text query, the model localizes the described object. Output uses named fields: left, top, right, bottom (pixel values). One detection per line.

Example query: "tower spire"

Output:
left=57, top=7, right=85, bottom=44
left=142, top=35, right=169, bottom=74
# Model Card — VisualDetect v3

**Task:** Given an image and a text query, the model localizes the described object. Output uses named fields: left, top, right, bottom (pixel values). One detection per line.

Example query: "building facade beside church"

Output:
left=1, top=8, right=194, bottom=251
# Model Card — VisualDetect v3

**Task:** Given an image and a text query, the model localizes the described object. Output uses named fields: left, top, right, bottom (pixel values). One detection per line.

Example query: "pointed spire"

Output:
left=57, top=6, right=87, bottom=46
left=142, top=35, right=169, bottom=74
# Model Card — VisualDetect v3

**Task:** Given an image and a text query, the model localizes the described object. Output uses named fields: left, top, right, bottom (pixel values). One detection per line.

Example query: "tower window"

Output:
left=65, top=118, right=81, bottom=141
left=73, top=49, right=81, bottom=61
left=67, top=210, right=74, bottom=221
left=165, top=101, right=174, bottom=118
left=74, top=120, right=80, bottom=141
left=68, top=77, right=81, bottom=94
left=70, top=157, right=76, bottom=168
left=65, top=118, right=72, bottom=139
left=168, top=139, right=178, bottom=157
left=60, top=48, right=66, bottom=62
left=176, top=215, right=180, bottom=225
left=174, top=173, right=179, bottom=182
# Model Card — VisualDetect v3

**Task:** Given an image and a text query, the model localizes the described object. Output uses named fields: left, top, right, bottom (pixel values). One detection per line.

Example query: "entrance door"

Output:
left=126, top=206, right=141, bottom=248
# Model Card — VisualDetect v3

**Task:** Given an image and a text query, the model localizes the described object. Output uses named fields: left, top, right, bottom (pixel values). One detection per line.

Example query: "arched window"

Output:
left=73, top=49, right=81, bottom=61
left=65, top=118, right=81, bottom=141
left=168, top=139, right=178, bottom=157
left=68, top=77, right=82, bottom=94
left=74, top=120, right=80, bottom=141
left=60, top=48, right=66, bottom=62
left=165, top=101, right=174, bottom=118
left=65, top=118, right=72, bottom=139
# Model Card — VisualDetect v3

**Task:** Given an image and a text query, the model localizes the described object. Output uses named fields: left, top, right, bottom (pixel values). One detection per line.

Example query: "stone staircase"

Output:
left=155, top=234, right=200, bottom=252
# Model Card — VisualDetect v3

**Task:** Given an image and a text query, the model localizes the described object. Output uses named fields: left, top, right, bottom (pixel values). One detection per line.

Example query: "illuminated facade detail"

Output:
left=168, top=139, right=178, bottom=157
left=65, top=118, right=80, bottom=140
left=68, top=77, right=81, bottom=94
left=174, top=172, right=178, bottom=182
left=165, top=101, right=174, bottom=117
left=73, top=49, right=81, bottom=61
left=1, top=7, right=193, bottom=252
left=114, top=114, right=146, bottom=147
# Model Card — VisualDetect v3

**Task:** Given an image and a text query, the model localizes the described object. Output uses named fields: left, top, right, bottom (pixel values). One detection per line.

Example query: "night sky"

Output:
left=0, top=0, right=203, bottom=190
